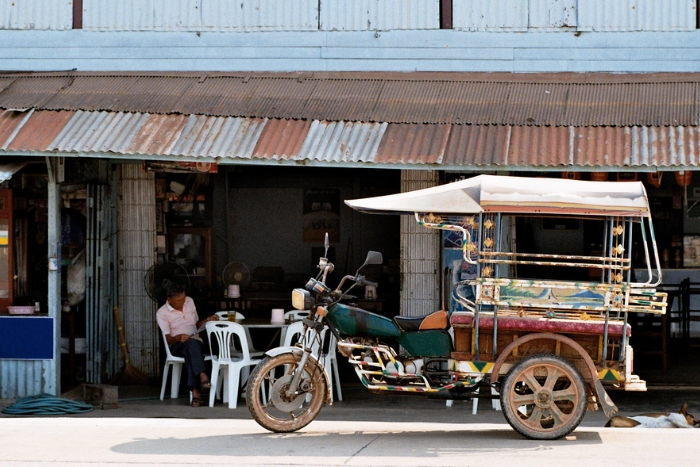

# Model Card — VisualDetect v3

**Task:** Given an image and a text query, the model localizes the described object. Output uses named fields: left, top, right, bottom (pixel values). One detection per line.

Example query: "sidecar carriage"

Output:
left=345, top=175, right=666, bottom=440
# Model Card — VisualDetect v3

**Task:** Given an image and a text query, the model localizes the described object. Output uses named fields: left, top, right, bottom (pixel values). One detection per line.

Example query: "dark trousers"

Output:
left=169, top=339, right=206, bottom=389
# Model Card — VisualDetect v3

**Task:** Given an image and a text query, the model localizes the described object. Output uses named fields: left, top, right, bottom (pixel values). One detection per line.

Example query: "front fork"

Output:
left=284, top=310, right=331, bottom=398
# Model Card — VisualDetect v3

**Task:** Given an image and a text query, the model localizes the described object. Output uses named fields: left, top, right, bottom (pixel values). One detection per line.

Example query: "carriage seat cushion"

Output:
left=450, top=311, right=631, bottom=337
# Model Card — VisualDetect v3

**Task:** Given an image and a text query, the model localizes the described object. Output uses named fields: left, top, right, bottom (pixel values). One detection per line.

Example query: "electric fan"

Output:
left=221, top=261, right=250, bottom=291
left=144, top=262, right=190, bottom=304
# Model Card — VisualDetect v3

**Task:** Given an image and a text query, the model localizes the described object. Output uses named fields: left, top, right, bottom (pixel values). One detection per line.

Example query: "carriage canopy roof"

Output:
left=345, top=175, right=650, bottom=217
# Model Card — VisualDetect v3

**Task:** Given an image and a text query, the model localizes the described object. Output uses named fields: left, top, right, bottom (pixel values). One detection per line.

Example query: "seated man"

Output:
left=156, top=282, right=218, bottom=407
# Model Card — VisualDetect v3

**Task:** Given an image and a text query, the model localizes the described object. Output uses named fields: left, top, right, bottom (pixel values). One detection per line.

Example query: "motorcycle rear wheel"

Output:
left=501, top=354, right=587, bottom=440
left=246, top=353, right=327, bottom=433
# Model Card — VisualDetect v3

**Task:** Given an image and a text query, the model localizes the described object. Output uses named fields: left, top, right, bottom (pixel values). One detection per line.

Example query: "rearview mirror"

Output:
left=363, top=251, right=383, bottom=266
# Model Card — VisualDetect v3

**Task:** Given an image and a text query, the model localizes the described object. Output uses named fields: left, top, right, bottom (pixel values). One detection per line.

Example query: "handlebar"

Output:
left=334, top=274, right=356, bottom=293
left=333, top=274, right=378, bottom=296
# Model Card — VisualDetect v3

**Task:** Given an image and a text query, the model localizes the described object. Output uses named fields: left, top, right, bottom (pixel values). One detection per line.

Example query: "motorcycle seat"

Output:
left=394, top=316, right=425, bottom=332
left=394, top=310, right=449, bottom=332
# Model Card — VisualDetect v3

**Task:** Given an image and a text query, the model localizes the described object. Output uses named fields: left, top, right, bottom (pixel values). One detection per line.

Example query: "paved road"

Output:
left=1, top=387, right=698, bottom=467
left=1, top=416, right=697, bottom=466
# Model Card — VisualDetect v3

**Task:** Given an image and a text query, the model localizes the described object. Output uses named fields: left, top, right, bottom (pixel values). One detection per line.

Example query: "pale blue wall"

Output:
left=2, top=29, right=700, bottom=73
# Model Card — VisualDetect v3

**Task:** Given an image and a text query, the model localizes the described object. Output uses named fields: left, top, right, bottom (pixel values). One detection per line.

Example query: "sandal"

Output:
left=190, top=396, right=202, bottom=407
left=199, top=380, right=211, bottom=393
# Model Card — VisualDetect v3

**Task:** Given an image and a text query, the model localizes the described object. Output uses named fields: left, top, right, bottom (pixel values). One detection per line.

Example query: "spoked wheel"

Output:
left=246, top=353, right=327, bottom=433
left=501, top=354, right=587, bottom=440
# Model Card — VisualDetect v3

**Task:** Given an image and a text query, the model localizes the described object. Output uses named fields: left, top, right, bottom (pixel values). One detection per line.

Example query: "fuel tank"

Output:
left=326, top=303, right=401, bottom=338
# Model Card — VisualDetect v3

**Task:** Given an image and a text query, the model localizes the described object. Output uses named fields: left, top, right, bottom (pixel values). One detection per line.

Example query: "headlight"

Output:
left=292, top=288, right=312, bottom=310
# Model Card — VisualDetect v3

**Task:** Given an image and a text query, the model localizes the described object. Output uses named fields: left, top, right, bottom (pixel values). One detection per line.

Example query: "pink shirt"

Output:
left=156, top=296, right=202, bottom=342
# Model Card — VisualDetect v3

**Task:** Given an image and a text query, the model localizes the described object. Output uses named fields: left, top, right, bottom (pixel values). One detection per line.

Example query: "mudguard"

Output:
left=264, top=347, right=333, bottom=405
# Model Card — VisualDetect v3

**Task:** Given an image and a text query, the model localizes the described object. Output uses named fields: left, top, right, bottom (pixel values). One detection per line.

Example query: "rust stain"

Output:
left=127, top=114, right=189, bottom=155
left=252, top=118, right=311, bottom=159
left=7, top=110, right=75, bottom=151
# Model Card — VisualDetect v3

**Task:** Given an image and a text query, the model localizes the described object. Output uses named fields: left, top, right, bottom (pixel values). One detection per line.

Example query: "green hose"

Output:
left=2, top=393, right=93, bottom=415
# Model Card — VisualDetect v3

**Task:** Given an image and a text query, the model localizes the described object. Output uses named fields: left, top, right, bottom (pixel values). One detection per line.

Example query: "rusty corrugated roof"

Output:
left=2, top=71, right=700, bottom=126
left=3, top=72, right=700, bottom=170
left=42, top=75, right=198, bottom=114
left=3, top=108, right=700, bottom=169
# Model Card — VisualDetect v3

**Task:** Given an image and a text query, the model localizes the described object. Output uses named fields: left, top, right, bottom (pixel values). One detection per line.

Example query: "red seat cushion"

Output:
left=450, top=311, right=630, bottom=337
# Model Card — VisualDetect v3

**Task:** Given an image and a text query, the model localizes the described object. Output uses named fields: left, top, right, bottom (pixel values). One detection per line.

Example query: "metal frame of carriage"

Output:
left=343, top=175, right=667, bottom=438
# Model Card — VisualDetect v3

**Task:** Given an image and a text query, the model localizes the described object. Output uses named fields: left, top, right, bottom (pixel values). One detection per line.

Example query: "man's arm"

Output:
left=196, top=314, right=219, bottom=330
left=164, top=332, right=189, bottom=345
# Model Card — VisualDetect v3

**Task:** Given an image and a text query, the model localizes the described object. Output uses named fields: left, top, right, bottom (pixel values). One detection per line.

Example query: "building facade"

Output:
left=1, top=0, right=699, bottom=398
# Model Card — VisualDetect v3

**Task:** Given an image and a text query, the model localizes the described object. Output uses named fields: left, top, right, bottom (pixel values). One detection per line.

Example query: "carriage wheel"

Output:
left=501, top=354, right=587, bottom=440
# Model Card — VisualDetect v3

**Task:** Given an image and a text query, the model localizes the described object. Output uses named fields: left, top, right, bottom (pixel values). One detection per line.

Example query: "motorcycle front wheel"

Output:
left=246, top=353, right=327, bottom=432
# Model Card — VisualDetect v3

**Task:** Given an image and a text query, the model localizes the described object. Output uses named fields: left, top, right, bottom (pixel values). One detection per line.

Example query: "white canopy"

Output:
left=345, top=175, right=650, bottom=217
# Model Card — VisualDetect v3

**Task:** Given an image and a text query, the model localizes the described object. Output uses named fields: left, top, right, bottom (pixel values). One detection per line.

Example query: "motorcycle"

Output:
left=246, top=234, right=453, bottom=433
left=246, top=175, right=667, bottom=439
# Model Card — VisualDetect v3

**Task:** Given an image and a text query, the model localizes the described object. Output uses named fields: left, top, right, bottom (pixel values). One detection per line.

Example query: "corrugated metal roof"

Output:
left=252, top=118, right=310, bottom=160
left=3, top=72, right=700, bottom=170
left=3, top=72, right=700, bottom=127
left=48, top=111, right=152, bottom=153
left=297, top=120, right=387, bottom=163
left=0, top=76, right=74, bottom=109
left=376, top=123, right=450, bottom=164
left=170, top=115, right=267, bottom=158
left=301, top=78, right=385, bottom=122
left=442, top=124, right=511, bottom=167
left=0, top=77, right=14, bottom=94
left=3, top=108, right=700, bottom=169
left=0, top=110, right=23, bottom=148
left=7, top=109, right=74, bottom=151
left=126, top=113, right=189, bottom=155
left=42, top=75, right=199, bottom=113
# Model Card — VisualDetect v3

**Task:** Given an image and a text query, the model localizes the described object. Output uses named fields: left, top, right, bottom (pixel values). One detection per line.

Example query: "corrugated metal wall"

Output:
left=399, top=169, right=440, bottom=317
left=200, top=0, right=318, bottom=31
left=320, top=0, right=439, bottom=31
left=578, top=0, right=696, bottom=31
left=117, top=164, right=158, bottom=377
left=453, top=0, right=696, bottom=32
left=453, top=0, right=528, bottom=31
left=529, top=0, right=577, bottom=30
left=0, top=360, right=52, bottom=399
left=0, top=0, right=72, bottom=30
left=1, top=0, right=696, bottom=32
left=83, top=0, right=319, bottom=31
left=85, top=183, right=119, bottom=384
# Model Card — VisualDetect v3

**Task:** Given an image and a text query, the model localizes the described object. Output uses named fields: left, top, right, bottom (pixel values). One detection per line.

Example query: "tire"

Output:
left=246, top=353, right=327, bottom=433
left=501, top=354, right=587, bottom=440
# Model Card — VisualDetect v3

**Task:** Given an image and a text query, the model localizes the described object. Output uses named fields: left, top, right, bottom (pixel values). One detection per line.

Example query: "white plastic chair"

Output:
left=320, top=332, right=342, bottom=401
left=278, top=310, right=307, bottom=345
left=159, top=329, right=212, bottom=400
left=215, top=311, right=264, bottom=358
left=206, top=321, right=263, bottom=408
left=282, top=321, right=342, bottom=402
left=284, top=309, right=310, bottom=322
